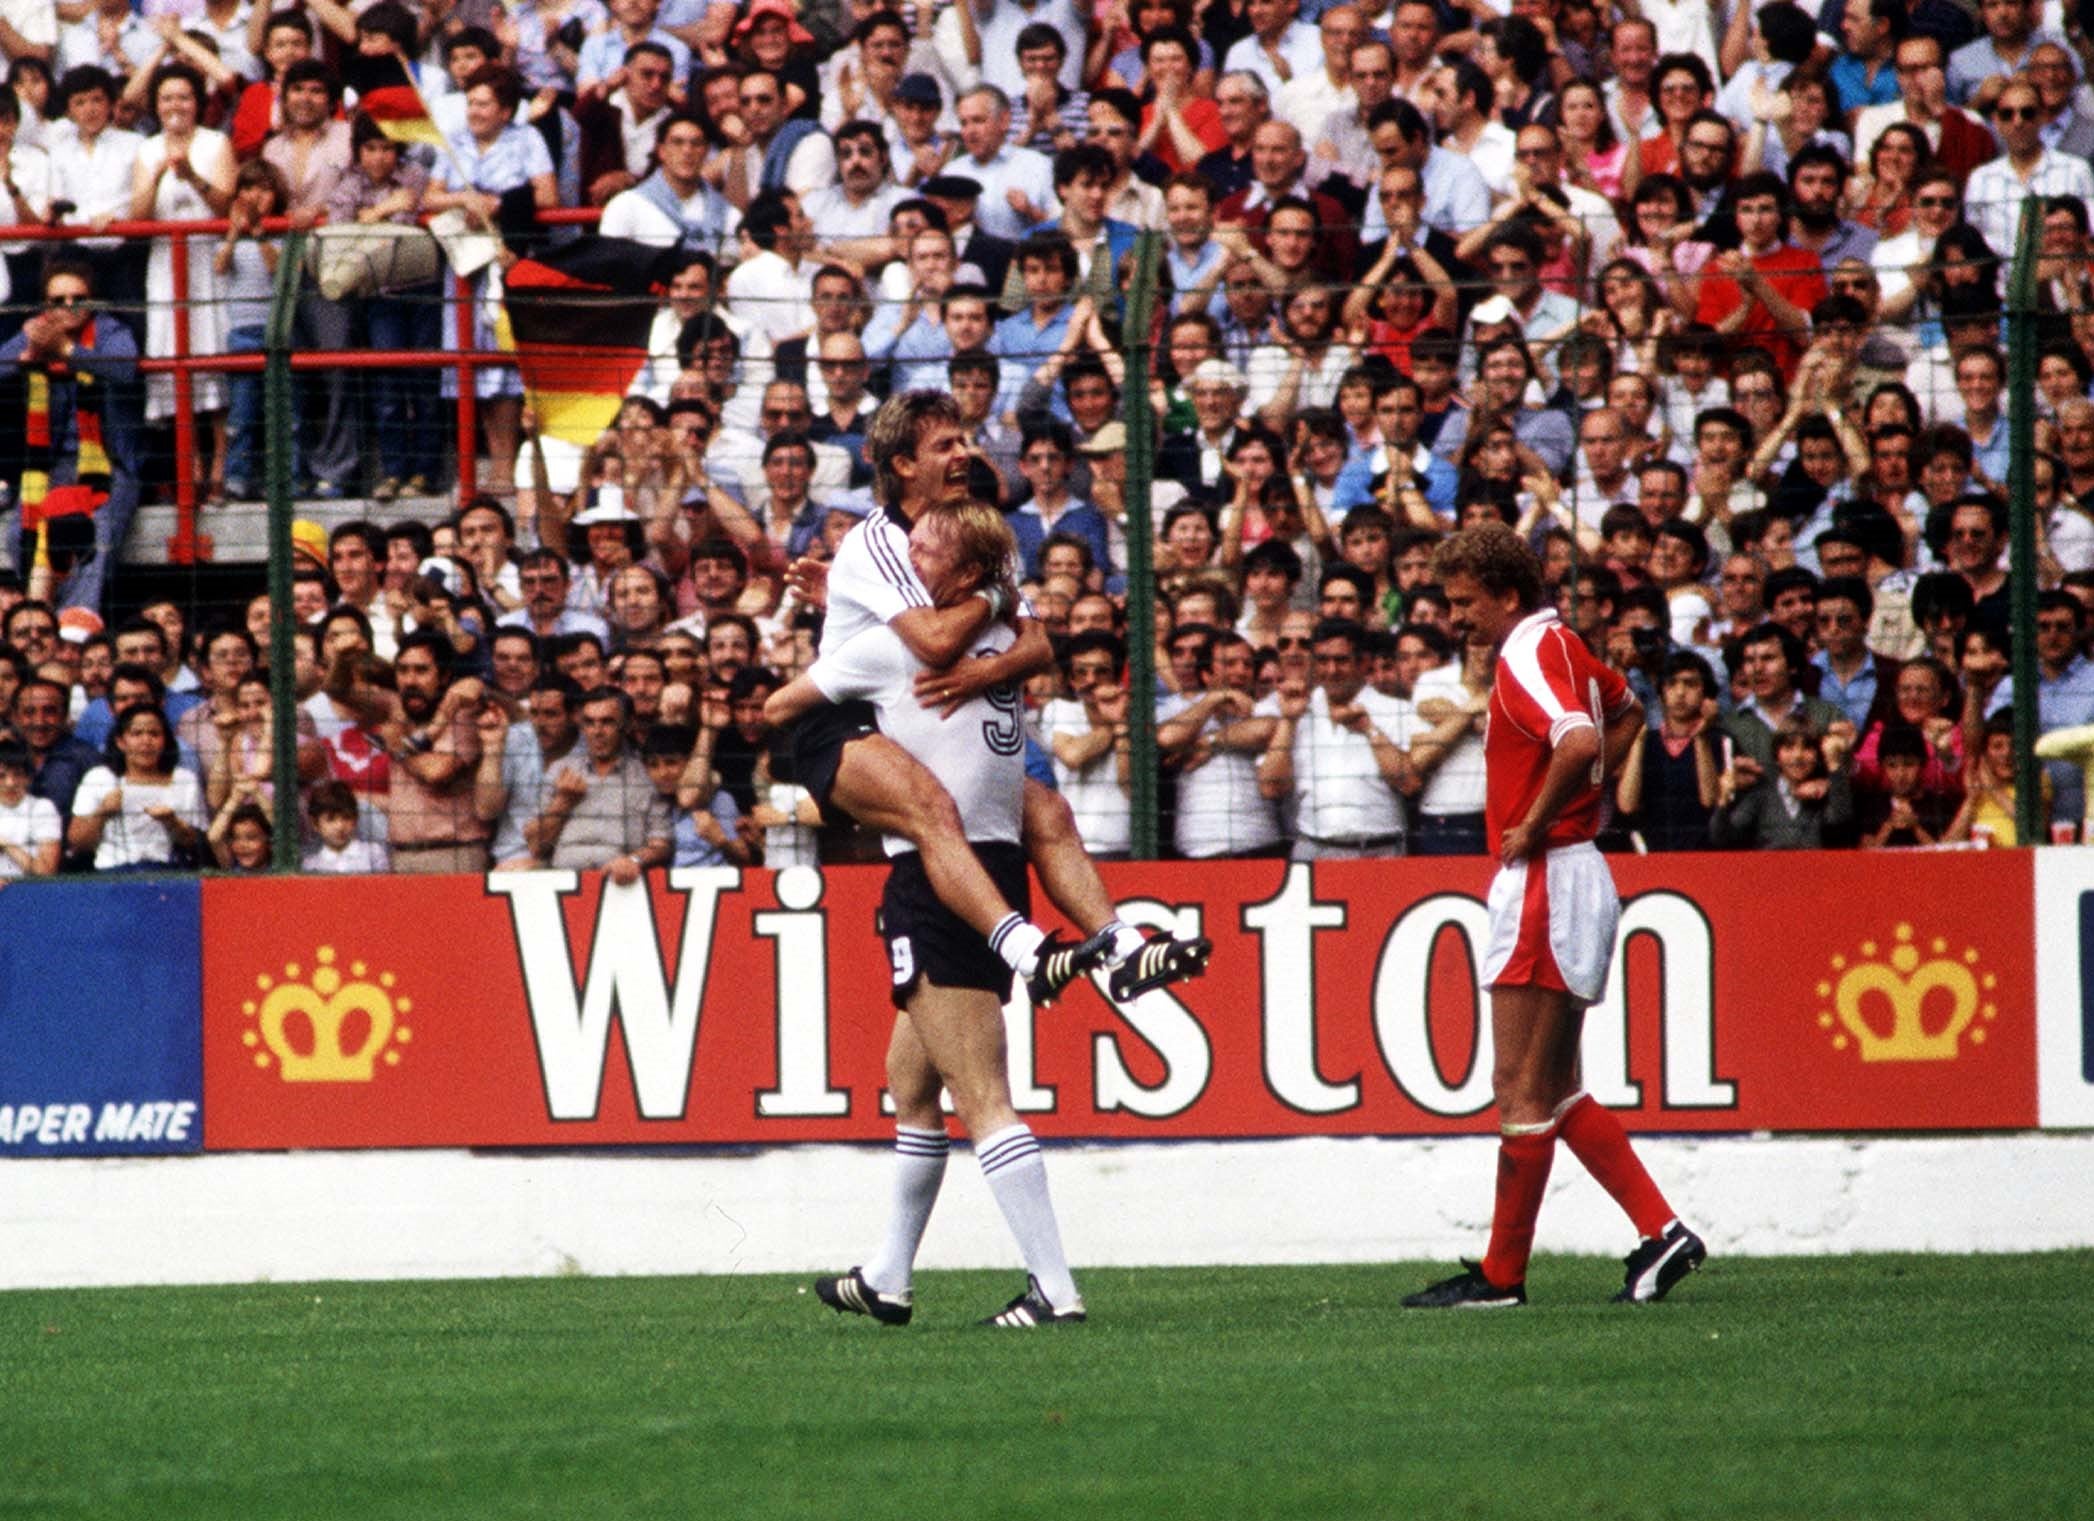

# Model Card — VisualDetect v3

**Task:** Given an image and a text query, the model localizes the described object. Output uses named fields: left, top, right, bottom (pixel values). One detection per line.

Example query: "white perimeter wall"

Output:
left=5, top=1134, right=2091, bottom=1291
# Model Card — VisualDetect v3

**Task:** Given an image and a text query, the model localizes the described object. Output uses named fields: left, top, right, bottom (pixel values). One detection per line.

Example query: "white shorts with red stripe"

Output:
left=1481, top=840, right=1620, bottom=1004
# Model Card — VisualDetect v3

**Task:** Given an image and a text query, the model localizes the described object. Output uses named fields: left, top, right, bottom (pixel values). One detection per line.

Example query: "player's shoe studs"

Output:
left=1401, top=1261, right=1527, bottom=1309
left=1107, top=934, right=1214, bottom=1001
left=814, top=1267, right=913, bottom=1326
left=981, top=1275, right=1087, bottom=1328
left=1613, top=1222, right=1708, bottom=1304
left=1026, top=932, right=1107, bottom=1008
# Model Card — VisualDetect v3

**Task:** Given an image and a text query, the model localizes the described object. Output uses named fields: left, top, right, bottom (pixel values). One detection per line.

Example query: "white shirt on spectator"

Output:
left=952, top=142, right=1054, bottom=241
left=1221, top=21, right=1326, bottom=102
left=599, top=177, right=738, bottom=247
left=972, top=0, right=1086, bottom=95
left=1635, top=0, right=1720, bottom=68
left=1419, top=143, right=1491, bottom=234
left=1158, top=690, right=1285, bottom=858
left=302, top=837, right=391, bottom=873
left=1283, top=684, right=1412, bottom=845
left=1276, top=71, right=1355, bottom=142
left=0, top=792, right=60, bottom=877
left=1965, top=148, right=2094, bottom=265
left=70, top=766, right=207, bottom=871
left=57, top=10, right=154, bottom=77
left=576, top=26, right=690, bottom=88
left=734, top=129, right=838, bottom=201
left=47, top=122, right=143, bottom=245
left=0, top=0, right=58, bottom=56
left=800, top=180, right=908, bottom=240
left=1040, top=696, right=1133, bottom=854
left=1245, top=340, right=1357, bottom=415
left=723, top=246, right=816, bottom=346
left=1870, top=225, right=1938, bottom=308
left=1408, top=661, right=1488, bottom=816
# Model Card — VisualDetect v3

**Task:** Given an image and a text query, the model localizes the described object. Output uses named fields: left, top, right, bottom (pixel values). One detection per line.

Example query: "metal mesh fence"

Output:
left=0, top=190, right=2063, bottom=876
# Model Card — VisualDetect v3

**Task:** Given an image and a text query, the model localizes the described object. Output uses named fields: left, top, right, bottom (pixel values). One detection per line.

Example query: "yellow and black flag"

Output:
left=501, top=238, right=679, bottom=448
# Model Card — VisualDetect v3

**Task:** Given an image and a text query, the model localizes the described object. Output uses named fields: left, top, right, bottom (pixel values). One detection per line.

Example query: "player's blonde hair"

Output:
left=921, top=501, right=1019, bottom=609
left=1430, top=521, right=1543, bottom=610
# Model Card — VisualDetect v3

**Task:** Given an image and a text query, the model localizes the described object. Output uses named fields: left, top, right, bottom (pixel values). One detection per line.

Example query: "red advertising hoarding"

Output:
left=200, top=851, right=2036, bottom=1150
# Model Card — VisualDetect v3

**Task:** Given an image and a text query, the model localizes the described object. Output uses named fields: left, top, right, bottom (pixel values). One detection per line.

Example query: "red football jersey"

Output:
left=1485, top=608, right=1634, bottom=855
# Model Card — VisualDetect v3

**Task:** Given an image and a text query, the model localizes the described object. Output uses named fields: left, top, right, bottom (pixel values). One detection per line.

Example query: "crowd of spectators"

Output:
left=7, top=0, right=2094, bottom=873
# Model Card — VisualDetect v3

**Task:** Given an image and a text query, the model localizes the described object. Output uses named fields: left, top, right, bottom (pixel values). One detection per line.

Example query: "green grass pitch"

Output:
left=4, top=1255, right=2090, bottom=1521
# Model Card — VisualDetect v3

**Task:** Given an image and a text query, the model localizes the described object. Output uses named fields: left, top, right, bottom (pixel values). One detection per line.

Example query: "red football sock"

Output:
left=1479, top=1129, right=1556, bottom=1289
left=1558, top=1093, right=1674, bottom=1239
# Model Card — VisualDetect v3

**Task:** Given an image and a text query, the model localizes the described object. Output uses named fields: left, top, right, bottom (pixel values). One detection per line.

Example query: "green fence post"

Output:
left=264, top=230, right=308, bottom=873
left=1121, top=230, right=1163, bottom=860
left=2007, top=200, right=2042, bottom=848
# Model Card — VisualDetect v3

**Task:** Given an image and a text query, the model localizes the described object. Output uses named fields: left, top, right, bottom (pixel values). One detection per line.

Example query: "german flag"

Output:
left=351, top=52, right=443, bottom=146
left=502, top=238, right=679, bottom=448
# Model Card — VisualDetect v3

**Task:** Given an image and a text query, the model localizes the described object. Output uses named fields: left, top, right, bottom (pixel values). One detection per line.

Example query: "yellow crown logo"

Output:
left=240, top=946, right=413, bottom=1082
left=1814, top=923, right=1997, bottom=1063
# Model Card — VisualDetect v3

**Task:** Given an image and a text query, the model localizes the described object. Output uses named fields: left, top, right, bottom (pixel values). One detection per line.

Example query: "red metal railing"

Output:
left=2, top=207, right=607, bottom=560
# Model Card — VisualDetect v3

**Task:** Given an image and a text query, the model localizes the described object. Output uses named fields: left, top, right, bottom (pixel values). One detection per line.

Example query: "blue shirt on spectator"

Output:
left=1812, top=650, right=1881, bottom=732
left=673, top=789, right=745, bottom=867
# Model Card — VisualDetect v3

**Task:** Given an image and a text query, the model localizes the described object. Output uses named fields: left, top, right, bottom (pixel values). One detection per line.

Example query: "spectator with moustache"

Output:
left=383, top=629, right=493, bottom=875
left=9, top=676, right=100, bottom=845
left=1156, top=629, right=1286, bottom=859
left=528, top=685, right=673, bottom=879
left=1723, top=620, right=1845, bottom=781
left=1257, top=616, right=1416, bottom=857
left=481, top=673, right=585, bottom=868
left=500, top=549, right=614, bottom=645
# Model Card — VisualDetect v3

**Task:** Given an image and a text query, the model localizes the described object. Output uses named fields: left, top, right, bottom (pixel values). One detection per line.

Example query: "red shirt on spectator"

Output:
left=1691, top=243, right=1826, bottom=379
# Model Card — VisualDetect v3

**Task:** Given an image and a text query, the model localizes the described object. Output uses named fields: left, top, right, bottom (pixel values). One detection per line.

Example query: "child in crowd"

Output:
left=214, top=159, right=291, bottom=502
left=302, top=779, right=390, bottom=873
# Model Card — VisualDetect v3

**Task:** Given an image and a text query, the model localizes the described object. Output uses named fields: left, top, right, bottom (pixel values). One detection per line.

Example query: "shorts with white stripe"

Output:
left=1480, top=840, right=1619, bottom=1004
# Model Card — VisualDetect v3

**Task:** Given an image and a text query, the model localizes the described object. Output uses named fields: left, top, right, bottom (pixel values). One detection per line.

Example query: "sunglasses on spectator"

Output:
left=1995, top=105, right=2041, bottom=121
left=1916, top=194, right=1959, bottom=207
left=45, top=291, right=88, bottom=308
left=1276, top=636, right=1313, bottom=649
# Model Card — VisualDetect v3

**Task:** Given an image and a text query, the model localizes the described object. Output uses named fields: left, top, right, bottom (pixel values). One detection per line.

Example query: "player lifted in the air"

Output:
left=781, top=390, right=1210, bottom=1010
left=768, top=502, right=1086, bottom=1327
left=1404, top=524, right=1708, bottom=1309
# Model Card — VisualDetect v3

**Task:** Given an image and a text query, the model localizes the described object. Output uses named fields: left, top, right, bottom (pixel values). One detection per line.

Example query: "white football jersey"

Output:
left=820, top=507, right=928, bottom=659
left=808, top=621, right=1024, bottom=856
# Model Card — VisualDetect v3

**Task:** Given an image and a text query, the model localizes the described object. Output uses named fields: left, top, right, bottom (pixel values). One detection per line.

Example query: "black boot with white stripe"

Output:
left=1106, top=933, right=1213, bottom=1002
left=1025, top=932, right=1109, bottom=1008
left=814, top=1266, right=913, bottom=1326
left=1613, top=1221, right=1708, bottom=1304
left=981, top=1274, right=1087, bottom=1328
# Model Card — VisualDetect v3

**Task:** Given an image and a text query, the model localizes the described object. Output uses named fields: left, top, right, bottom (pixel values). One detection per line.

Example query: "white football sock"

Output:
left=861, top=1126, right=948, bottom=1297
left=1105, top=921, right=1147, bottom=964
left=975, top=1123, right=1081, bottom=1311
left=989, top=914, right=1047, bottom=976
